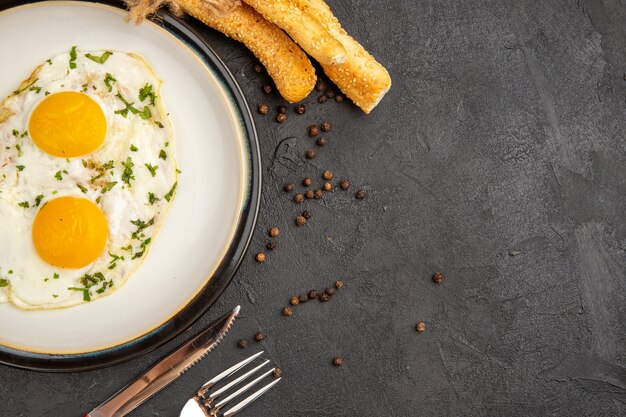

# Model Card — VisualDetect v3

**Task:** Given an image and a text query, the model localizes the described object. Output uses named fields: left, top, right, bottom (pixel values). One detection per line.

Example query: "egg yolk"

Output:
left=32, top=196, right=108, bottom=268
left=29, top=92, right=106, bottom=157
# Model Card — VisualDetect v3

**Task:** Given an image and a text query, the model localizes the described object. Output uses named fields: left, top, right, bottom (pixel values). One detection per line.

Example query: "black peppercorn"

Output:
left=313, top=188, right=323, bottom=199
left=253, top=63, right=263, bottom=73
left=325, top=89, right=336, bottom=99
left=432, top=272, right=444, bottom=284
left=332, top=356, right=344, bottom=366
left=262, top=84, right=272, bottom=94
left=316, top=137, right=328, bottom=147
left=258, top=104, right=268, bottom=114
left=282, top=306, right=293, bottom=316
left=295, top=104, right=306, bottom=114
left=355, top=189, right=366, bottom=199
left=335, top=94, right=344, bottom=103
left=298, top=294, right=308, bottom=303
left=339, top=179, right=351, bottom=190
left=237, top=339, right=248, bottom=349
left=305, top=190, right=314, bottom=199
left=335, top=280, right=344, bottom=289
left=320, top=121, right=331, bottom=132
left=316, top=80, right=326, bottom=91
left=326, top=287, right=336, bottom=296
left=322, top=170, right=333, bottom=180
left=254, top=332, right=266, bottom=342
left=295, top=216, right=307, bottom=226
left=416, top=322, right=426, bottom=333
left=255, top=252, right=266, bottom=263
left=306, top=149, right=317, bottom=159
left=324, top=182, right=333, bottom=191
left=308, top=289, right=318, bottom=299
left=302, top=177, right=312, bottom=186
left=276, top=113, right=286, bottom=123
left=266, top=241, right=277, bottom=251
left=319, top=292, right=330, bottom=302
left=273, top=368, right=282, bottom=378
left=302, top=209, right=312, bottom=219
left=277, top=105, right=287, bottom=114
left=290, top=296, right=300, bottom=306
left=284, top=183, right=295, bottom=192
left=318, top=94, right=328, bottom=103
left=294, top=193, right=304, bottom=203
left=308, top=125, right=320, bottom=137
left=269, top=227, right=280, bottom=237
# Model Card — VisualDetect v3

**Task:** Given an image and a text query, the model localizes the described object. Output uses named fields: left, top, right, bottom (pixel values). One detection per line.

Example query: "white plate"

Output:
left=0, top=0, right=259, bottom=370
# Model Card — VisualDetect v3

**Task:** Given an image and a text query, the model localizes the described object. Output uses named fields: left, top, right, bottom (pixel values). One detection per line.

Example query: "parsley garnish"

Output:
left=89, top=172, right=104, bottom=184
left=130, top=144, right=138, bottom=152
left=148, top=192, right=160, bottom=205
left=30, top=85, right=41, bottom=94
left=47, top=59, right=53, bottom=65
left=138, top=83, right=156, bottom=105
left=53, top=273, right=59, bottom=279
left=85, top=51, right=112, bottom=64
left=68, top=287, right=91, bottom=301
left=139, top=106, right=152, bottom=120
left=104, top=73, right=116, bottom=92
left=155, top=121, right=164, bottom=128
left=159, top=150, right=167, bottom=160
left=34, top=194, right=44, bottom=207
left=145, top=163, right=158, bottom=177
left=114, top=92, right=151, bottom=119
left=69, top=46, right=77, bottom=69
left=15, top=144, right=23, bottom=157
left=121, top=157, right=135, bottom=186
left=20, top=131, right=28, bottom=138
left=164, top=182, right=177, bottom=202
left=0, top=279, right=8, bottom=288
left=11, top=130, right=18, bottom=137
left=12, top=78, right=39, bottom=96
left=16, top=165, right=25, bottom=172
left=101, top=181, right=118, bottom=194
left=52, top=294, right=58, bottom=298
left=45, top=91, right=50, bottom=96
left=18, top=201, right=29, bottom=208
left=77, top=183, right=88, bottom=193
left=108, top=252, right=124, bottom=269
left=54, top=170, right=67, bottom=181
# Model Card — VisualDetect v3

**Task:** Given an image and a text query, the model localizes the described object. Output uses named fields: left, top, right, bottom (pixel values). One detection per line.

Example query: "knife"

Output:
left=85, top=305, right=241, bottom=417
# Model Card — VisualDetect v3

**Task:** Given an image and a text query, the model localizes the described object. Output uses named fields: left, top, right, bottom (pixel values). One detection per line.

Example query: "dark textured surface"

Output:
left=2, top=0, right=626, bottom=416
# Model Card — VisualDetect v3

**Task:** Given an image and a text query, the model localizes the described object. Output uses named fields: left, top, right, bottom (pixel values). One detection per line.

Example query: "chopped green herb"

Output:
left=15, top=144, right=23, bottom=157
left=139, top=106, right=152, bottom=120
left=104, top=73, right=116, bottom=92
left=12, top=130, right=18, bottom=137
left=145, top=163, right=158, bottom=177
left=8, top=270, right=13, bottom=274
left=34, top=194, right=44, bottom=207
left=68, top=287, right=91, bottom=301
left=102, top=160, right=115, bottom=170
left=52, top=190, right=58, bottom=195
left=55, top=171, right=63, bottom=181
left=53, top=273, right=59, bottom=279
left=52, top=294, right=58, bottom=298
left=96, top=196, right=102, bottom=204
left=165, top=141, right=169, bottom=147
left=148, top=192, right=160, bottom=205
left=45, top=91, right=50, bottom=96
left=16, top=165, right=25, bottom=172
left=164, top=182, right=177, bottom=202
left=122, top=244, right=133, bottom=251
left=138, top=83, right=156, bottom=105
left=12, top=78, right=39, bottom=96
left=81, top=84, right=89, bottom=92
left=159, top=150, right=167, bottom=160
left=130, top=144, right=138, bottom=152
left=47, top=59, right=53, bottom=65
left=0, top=279, right=8, bottom=288
left=44, top=278, right=49, bottom=282
left=69, top=46, right=77, bottom=69
left=85, top=51, right=112, bottom=64
left=89, top=172, right=104, bottom=183
left=30, top=85, right=42, bottom=94
left=20, top=131, right=28, bottom=138
left=77, top=183, right=88, bottom=193
left=121, top=157, right=135, bottom=186
left=18, top=201, right=30, bottom=208
left=155, top=121, right=164, bottom=128
left=101, top=181, right=118, bottom=194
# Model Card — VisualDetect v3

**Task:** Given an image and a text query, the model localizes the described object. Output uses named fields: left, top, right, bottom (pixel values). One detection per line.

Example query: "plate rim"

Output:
left=0, top=0, right=262, bottom=372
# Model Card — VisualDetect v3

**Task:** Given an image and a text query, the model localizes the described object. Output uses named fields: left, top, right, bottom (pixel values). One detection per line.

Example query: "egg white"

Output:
left=0, top=48, right=178, bottom=309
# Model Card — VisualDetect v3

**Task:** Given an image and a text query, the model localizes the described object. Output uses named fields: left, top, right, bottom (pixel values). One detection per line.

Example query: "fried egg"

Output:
left=0, top=47, right=178, bottom=309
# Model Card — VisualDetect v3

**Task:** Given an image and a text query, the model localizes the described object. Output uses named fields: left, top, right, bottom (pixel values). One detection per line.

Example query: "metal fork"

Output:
left=179, top=351, right=280, bottom=417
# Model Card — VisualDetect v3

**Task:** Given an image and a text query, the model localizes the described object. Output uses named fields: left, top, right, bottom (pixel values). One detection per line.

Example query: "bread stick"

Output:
left=294, top=0, right=391, bottom=113
left=243, top=0, right=347, bottom=66
left=127, top=0, right=317, bottom=103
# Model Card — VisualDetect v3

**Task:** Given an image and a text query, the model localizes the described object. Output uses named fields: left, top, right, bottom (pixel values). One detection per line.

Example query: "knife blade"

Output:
left=85, top=305, right=240, bottom=417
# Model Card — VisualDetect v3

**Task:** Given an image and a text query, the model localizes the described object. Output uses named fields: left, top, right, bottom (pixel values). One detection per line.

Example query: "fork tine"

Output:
left=201, top=351, right=264, bottom=389
left=220, top=378, right=281, bottom=417
left=213, top=368, right=275, bottom=409
left=208, top=360, right=270, bottom=400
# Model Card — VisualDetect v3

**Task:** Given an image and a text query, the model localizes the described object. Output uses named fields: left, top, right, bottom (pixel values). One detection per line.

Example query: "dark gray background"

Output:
left=2, top=0, right=626, bottom=416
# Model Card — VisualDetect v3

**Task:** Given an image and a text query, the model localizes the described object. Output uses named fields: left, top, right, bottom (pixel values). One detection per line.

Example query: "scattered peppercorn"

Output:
left=306, top=149, right=317, bottom=159
left=316, top=80, right=326, bottom=91
left=319, top=292, right=330, bottom=302
left=269, top=227, right=280, bottom=237
left=333, top=356, right=344, bottom=366
left=308, top=289, right=318, bottom=299
left=253, top=63, right=263, bottom=73
left=290, top=296, right=300, bottom=306
left=324, top=182, right=333, bottom=191
left=295, top=104, right=306, bottom=114
left=308, top=125, right=320, bottom=137
left=276, top=113, right=286, bottom=123
left=295, top=215, right=307, bottom=226
left=316, top=137, right=328, bottom=146
left=335, top=94, right=344, bottom=103
left=284, top=183, right=295, bottom=192
left=298, top=294, right=308, bottom=303
left=335, top=280, right=344, bottom=289
left=305, top=190, right=315, bottom=199
left=318, top=94, right=328, bottom=103
left=432, top=272, right=444, bottom=284
left=302, top=177, right=312, bottom=186
left=282, top=306, right=293, bottom=316
left=355, top=189, right=366, bottom=199
left=326, top=287, right=336, bottom=296
left=302, top=209, right=312, bottom=219
left=313, top=188, right=323, bottom=199
left=254, top=332, right=266, bottom=342
left=325, top=89, right=336, bottom=99
left=294, top=193, right=304, bottom=203
left=339, top=179, right=351, bottom=190
left=416, top=322, right=426, bottom=333
left=258, top=104, right=268, bottom=114
left=277, top=105, right=287, bottom=114
left=273, top=368, right=282, bottom=378
left=255, top=252, right=266, bottom=263
left=322, top=170, right=333, bottom=180
left=237, top=339, right=248, bottom=349
left=262, top=84, right=272, bottom=94
left=320, top=121, right=332, bottom=132
left=266, top=241, right=277, bottom=251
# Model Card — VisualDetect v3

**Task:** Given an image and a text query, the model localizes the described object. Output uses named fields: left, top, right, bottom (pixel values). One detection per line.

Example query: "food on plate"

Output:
left=126, top=0, right=317, bottom=103
left=240, top=0, right=347, bottom=65
left=0, top=47, right=178, bottom=309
